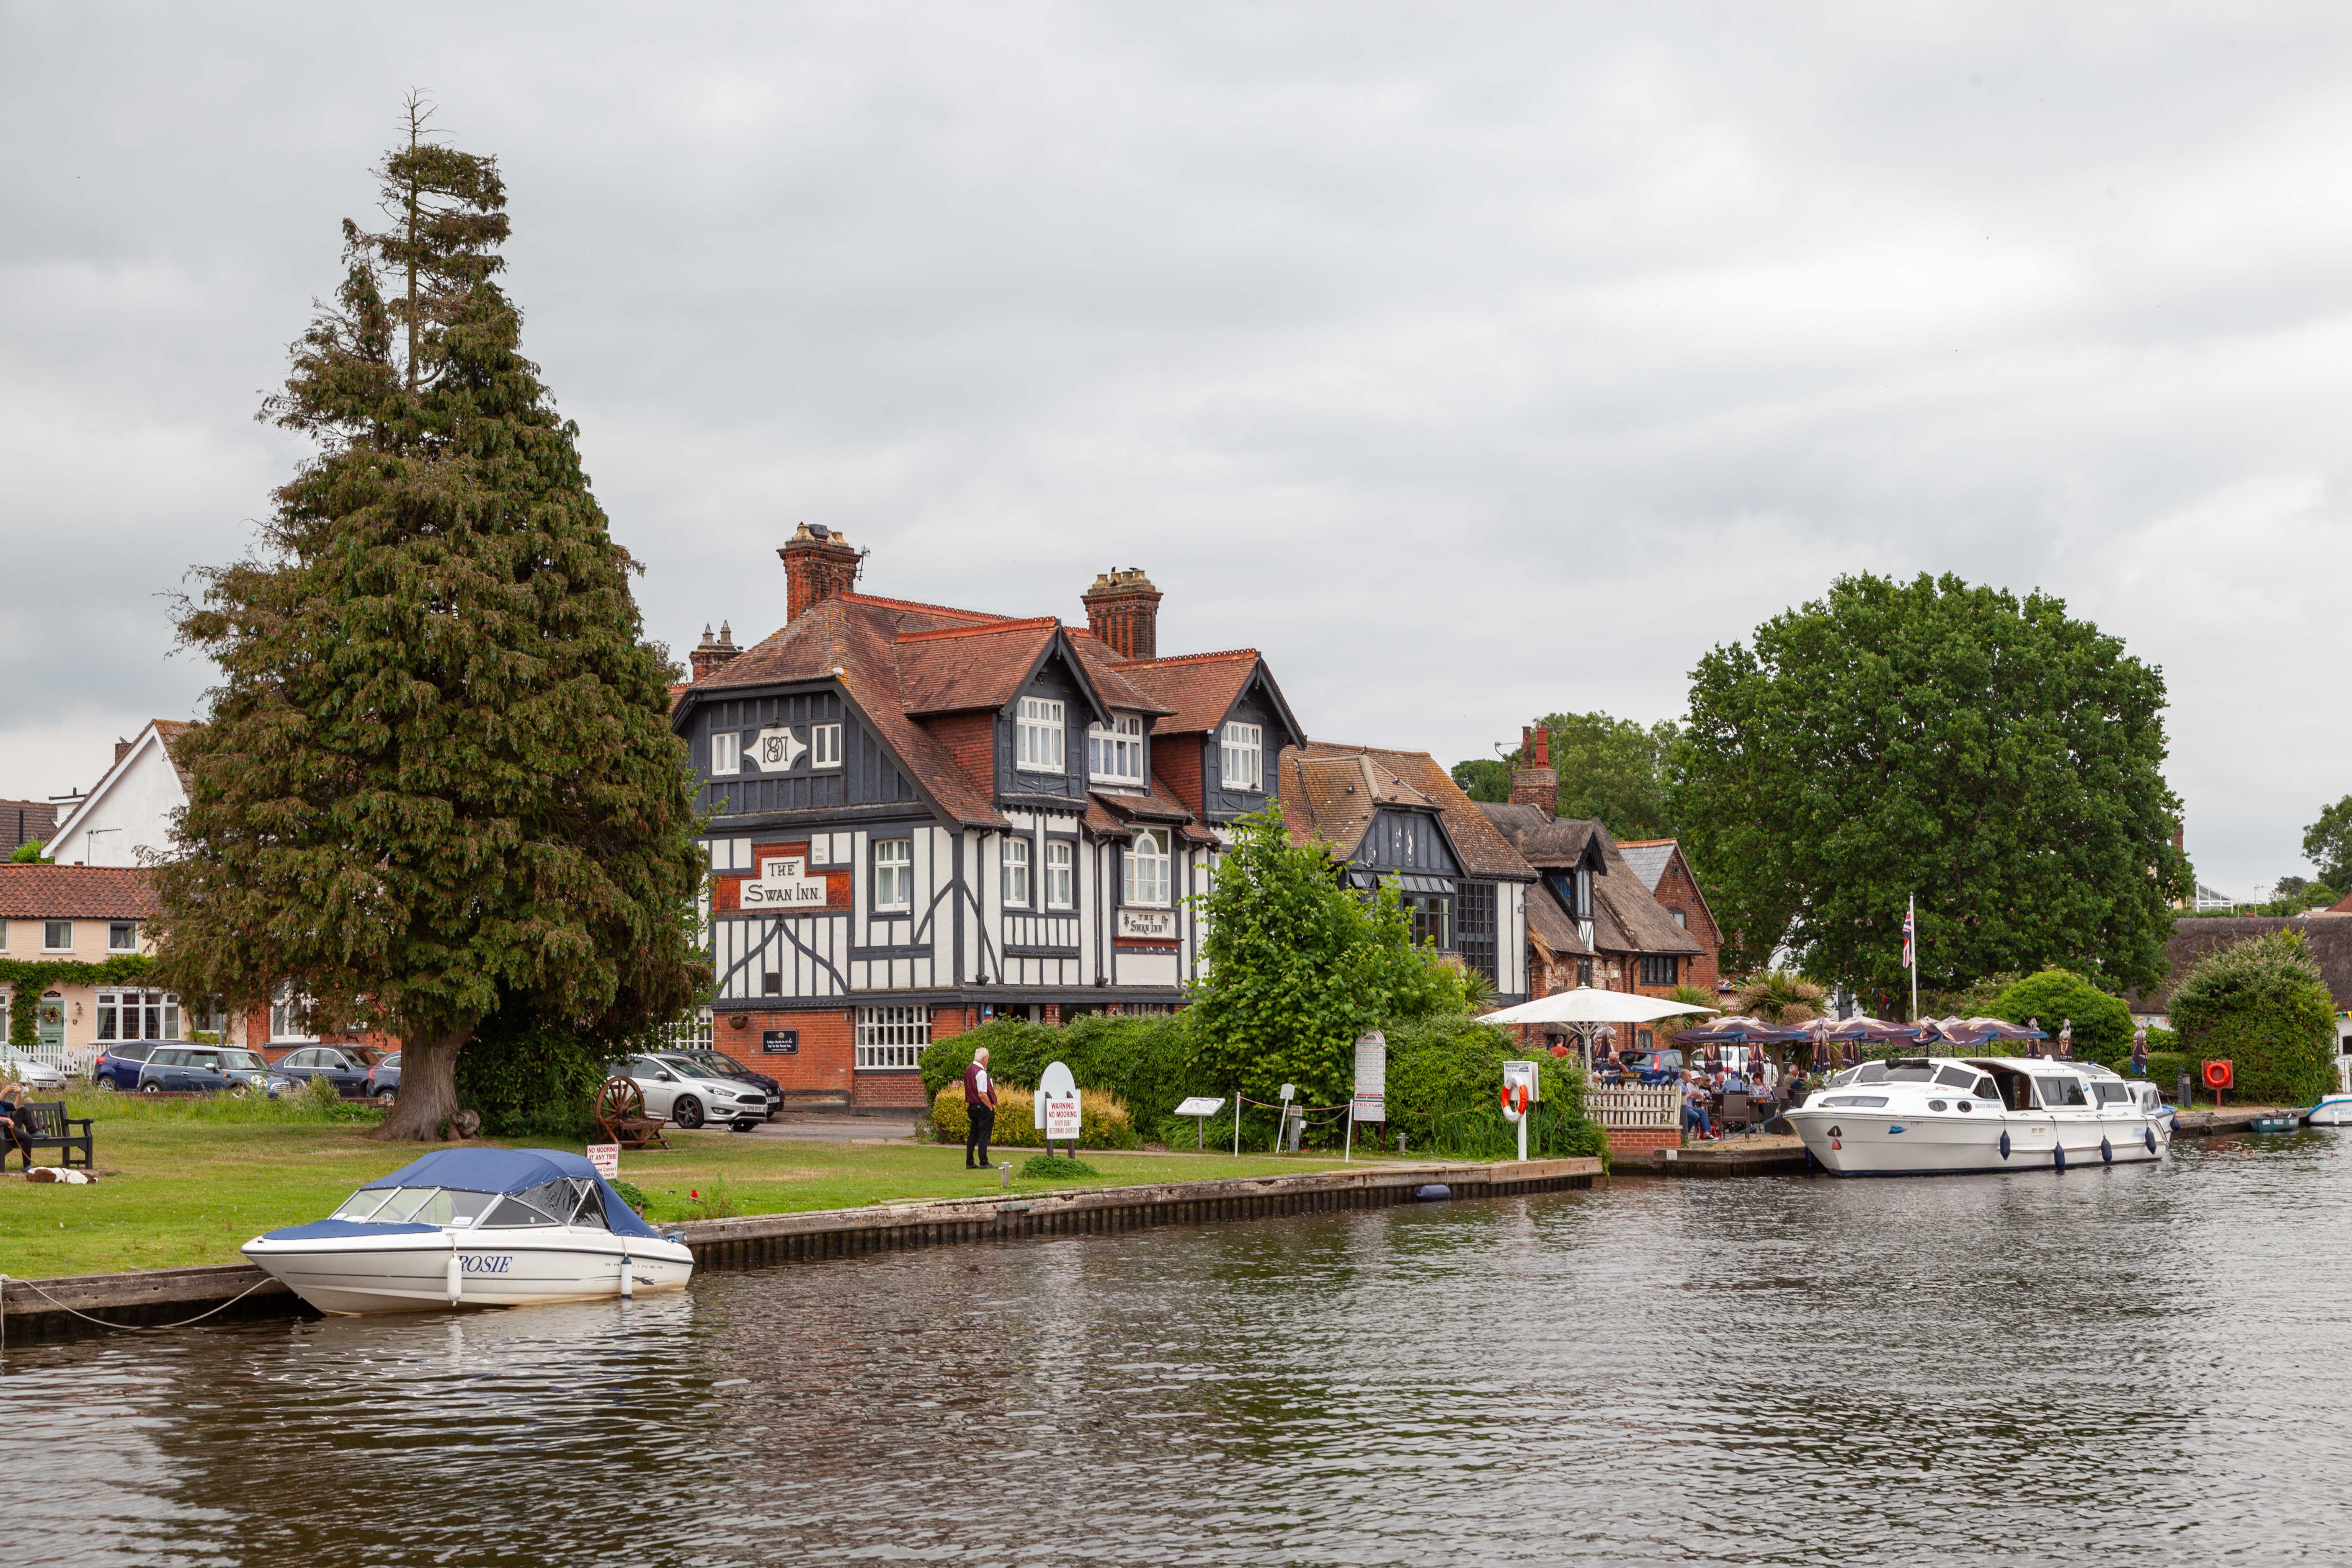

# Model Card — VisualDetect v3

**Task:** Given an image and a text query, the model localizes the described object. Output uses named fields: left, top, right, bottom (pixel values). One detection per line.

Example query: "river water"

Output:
left=6, top=1133, right=2350, bottom=1565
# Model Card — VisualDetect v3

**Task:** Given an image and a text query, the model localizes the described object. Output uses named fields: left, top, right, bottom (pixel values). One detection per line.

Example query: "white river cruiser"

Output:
left=1785, top=1056, right=2172, bottom=1177
left=242, top=1148, right=694, bottom=1314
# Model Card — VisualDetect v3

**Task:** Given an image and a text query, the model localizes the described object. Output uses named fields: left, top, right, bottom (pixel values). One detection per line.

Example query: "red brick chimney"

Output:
left=779, top=524, right=863, bottom=624
left=689, top=622, right=742, bottom=682
left=1081, top=568, right=1162, bottom=660
left=1509, top=723, right=1558, bottom=814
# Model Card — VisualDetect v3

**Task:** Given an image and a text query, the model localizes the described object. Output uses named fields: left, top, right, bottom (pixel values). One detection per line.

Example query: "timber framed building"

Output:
left=670, top=529, right=1305, bottom=1109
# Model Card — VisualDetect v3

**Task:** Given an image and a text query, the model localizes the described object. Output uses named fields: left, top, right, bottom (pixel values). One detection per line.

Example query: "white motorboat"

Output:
left=1785, top=1056, right=2172, bottom=1177
left=2306, top=1057, right=2352, bottom=1126
left=242, top=1147, right=694, bottom=1314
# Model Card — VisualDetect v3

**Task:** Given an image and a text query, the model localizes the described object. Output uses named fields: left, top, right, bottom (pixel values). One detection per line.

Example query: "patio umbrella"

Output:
left=1480, top=987, right=1720, bottom=1027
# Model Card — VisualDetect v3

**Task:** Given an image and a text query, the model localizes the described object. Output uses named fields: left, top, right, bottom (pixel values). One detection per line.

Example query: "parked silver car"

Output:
left=615, top=1053, right=768, bottom=1131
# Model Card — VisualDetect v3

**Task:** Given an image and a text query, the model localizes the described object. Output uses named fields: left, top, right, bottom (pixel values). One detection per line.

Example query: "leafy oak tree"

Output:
left=2305, top=796, right=2352, bottom=895
left=1669, top=573, right=2189, bottom=996
left=155, top=101, right=708, bottom=1139
left=1189, top=804, right=1466, bottom=1103
left=1451, top=710, right=1682, bottom=840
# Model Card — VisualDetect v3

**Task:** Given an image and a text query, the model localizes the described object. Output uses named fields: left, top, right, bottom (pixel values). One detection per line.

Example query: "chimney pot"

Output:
left=1509, top=719, right=1557, bottom=815
left=689, top=619, right=744, bottom=683
left=1081, top=567, right=1163, bottom=660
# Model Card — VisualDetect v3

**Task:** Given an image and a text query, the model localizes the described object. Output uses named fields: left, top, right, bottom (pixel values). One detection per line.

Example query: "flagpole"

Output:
left=1908, top=892, right=1918, bottom=1022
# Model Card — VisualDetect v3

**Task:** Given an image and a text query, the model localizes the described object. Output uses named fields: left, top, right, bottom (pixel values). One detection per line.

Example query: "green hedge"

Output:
left=2171, top=931, right=2339, bottom=1106
left=1990, top=969, right=2136, bottom=1061
left=928, top=1085, right=1140, bottom=1150
left=921, top=1011, right=1609, bottom=1158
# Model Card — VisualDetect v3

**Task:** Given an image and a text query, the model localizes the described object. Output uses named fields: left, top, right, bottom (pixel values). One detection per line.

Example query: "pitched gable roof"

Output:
left=1478, top=803, right=1612, bottom=869
left=1277, top=742, right=1534, bottom=880
left=1526, top=879, right=1595, bottom=960
left=43, top=719, right=199, bottom=856
left=0, top=864, right=160, bottom=920
left=0, top=800, right=58, bottom=856
left=1591, top=843, right=1704, bottom=956
left=1617, top=841, right=1675, bottom=892
left=894, top=619, right=1067, bottom=715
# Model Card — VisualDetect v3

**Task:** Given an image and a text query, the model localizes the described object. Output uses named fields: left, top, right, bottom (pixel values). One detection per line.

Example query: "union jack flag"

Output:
left=1902, top=907, right=1915, bottom=968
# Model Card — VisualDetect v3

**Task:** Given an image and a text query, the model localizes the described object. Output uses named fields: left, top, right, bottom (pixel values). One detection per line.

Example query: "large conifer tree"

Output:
left=157, top=101, right=708, bottom=1139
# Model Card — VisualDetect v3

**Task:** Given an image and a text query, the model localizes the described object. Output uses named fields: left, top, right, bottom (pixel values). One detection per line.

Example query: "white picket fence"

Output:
left=1585, top=1085, right=1679, bottom=1130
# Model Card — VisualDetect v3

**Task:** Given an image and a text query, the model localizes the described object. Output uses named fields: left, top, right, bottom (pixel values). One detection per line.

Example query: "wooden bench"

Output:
left=6, top=1101, right=94, bottom=1171
left=593, top=1077, right=670, bottom=1151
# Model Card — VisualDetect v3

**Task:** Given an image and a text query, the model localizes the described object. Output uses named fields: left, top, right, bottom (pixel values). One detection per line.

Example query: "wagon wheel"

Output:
left=595, top=1075, right=645, bottom=1138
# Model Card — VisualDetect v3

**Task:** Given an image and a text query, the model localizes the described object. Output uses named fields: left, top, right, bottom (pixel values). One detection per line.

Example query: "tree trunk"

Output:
left=374, top=1021, right=471, bottom=1140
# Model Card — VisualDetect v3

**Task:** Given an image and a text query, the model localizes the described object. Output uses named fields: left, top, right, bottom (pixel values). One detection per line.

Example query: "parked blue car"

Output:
left=364, top=1052, right=401, bottom=1105
left=270, top=1045, right=378, bottom=1098
left=137, top=1046, right=297, bottom=1096
left=90, top=1040, right=165, bottom=1091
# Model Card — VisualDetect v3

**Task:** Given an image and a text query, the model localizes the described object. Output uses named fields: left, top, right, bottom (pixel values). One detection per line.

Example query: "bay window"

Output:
left=98, top=989, right=178, bottom=1042
left=1123, top=829, right=1171, bottom=907
left=1016, top=697, right=1065, bottom=772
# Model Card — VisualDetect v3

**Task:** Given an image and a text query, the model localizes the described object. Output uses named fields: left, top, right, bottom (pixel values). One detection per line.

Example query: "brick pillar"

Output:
left=688, top=622, right=742, bottom=681
left=1509, top=724, right=1558, bottom=812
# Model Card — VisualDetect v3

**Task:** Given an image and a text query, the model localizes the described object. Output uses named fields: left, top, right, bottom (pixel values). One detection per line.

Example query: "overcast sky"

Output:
left=4, top=3, right=2348, bottom=899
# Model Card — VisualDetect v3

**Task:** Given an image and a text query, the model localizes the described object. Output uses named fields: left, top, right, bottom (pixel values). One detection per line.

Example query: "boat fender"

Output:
left=1999, top=1131, right=2011, bottom=1161
left=2052, top=1140, right=2067, bottom=1174
left=446, top=1243, right=462, bottom=1307
left=1414, top=1184, right=1452, bottom=1202
left=2144, top=1128, right=2158, bottom=1155
left=2100, top=1137, right=2113, bottom=1165
left=620, top=1246, right=635, bottom=1300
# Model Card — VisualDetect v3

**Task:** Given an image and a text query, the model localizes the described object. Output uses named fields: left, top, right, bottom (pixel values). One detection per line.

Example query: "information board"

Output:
left=1036, top=1060, right=1082, bottom=1144
left=1352, top=1030, right=1387, bottom=1122
left=586, top=1143, right=620, bottom=1180
left=761, top=1029, right=799, bottom=1055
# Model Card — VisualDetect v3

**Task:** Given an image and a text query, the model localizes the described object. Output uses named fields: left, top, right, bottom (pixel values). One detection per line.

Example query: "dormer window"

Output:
left=1016, top=698, right=1066, bottom=773
left=1220, top=722, right=1264, bottom=792
left=1088, top=714, right=1145, bottom=786
left=711, top=731, right=741, bottom=776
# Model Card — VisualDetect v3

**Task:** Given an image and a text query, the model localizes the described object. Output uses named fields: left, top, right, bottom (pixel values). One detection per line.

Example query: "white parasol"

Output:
left=1478, top=986, right=1719, bottom=1026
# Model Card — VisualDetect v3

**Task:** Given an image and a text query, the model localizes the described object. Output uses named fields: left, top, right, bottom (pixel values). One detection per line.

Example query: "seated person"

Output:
left=1679, top=1073, right=1714, bottom=1140
left=0, top=1081, right=35, bottom=1170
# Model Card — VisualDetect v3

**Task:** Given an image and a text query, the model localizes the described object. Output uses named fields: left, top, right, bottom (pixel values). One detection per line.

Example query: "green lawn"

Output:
left=0, top=1093, right=1365, bottom=1279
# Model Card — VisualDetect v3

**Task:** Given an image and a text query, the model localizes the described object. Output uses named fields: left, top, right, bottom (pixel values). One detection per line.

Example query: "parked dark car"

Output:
left=679, top=1049, right=782, bottom=1120
left=137, top=1046, right=297, bottom=1096
left=90, top=1040, right=165, bottom=1091
left=364, top=1052, right=401, bottom=1105
left=271, top=1045, right=376, bottom=1098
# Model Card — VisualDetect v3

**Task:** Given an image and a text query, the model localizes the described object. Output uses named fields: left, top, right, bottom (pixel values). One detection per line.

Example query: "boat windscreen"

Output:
left=2035, top=1076, right=2089, bottom=1108
left=1935, top=1067, right=1977, bottom=1090
left=1854, top=1063, right=1889, bottom=1084
left=330, top=1189, right=397, bottom=1221
left=481, top=1196, right=558, bottom=1228
left=1881, top=1064, right=1936, bottom=1083
left=366, top=1189, right=501, bottom=1227
left=2094, top=1083, right=2132, bottom=1105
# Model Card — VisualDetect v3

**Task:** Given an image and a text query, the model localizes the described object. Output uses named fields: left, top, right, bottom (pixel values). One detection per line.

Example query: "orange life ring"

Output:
left=2202, top=1060, right=2233, bottom=1090
left=1500, top=1083, right=1530, bottom=1117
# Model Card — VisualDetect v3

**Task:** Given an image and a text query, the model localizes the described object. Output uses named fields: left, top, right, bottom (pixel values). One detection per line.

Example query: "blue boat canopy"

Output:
left=357, top=1147, right=660, bottom=1239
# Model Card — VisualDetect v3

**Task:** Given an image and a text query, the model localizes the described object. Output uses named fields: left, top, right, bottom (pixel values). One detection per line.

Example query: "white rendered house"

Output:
left=42, top=720, right=196, bottom=868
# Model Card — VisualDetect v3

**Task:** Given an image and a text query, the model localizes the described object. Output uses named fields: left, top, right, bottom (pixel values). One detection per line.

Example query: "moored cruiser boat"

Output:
left=242, top=1148, right=693, bottom=1314
left=1785, top=1056, right=2171, bottom=1177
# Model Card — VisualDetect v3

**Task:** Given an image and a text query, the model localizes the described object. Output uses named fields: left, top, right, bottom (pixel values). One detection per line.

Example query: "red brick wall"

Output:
left=853, top=1071, right=929, bottom=1109
left=923, top=712, right=996, bottom=794
left=1608, top=1127, right=1679, bottom=1158
left=1153, top=736, right=1204, bottom=817
left=720, top=1008, right=854, bottom=1096
left=1647, top=851, right=1722, bottom=995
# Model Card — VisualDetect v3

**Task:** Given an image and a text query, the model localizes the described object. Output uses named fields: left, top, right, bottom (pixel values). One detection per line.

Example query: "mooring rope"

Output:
left=0, top=1272, right=276, bottom=1339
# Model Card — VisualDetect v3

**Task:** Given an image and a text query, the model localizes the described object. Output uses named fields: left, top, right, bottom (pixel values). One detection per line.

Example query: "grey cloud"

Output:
left=3, top=1, right=2347, bottom=895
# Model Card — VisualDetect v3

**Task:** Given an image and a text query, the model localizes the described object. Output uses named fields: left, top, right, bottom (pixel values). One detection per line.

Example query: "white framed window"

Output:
left=812, top=723, right=843, bottom=769
left=1045, top=840, right=1074, bottom=909
left=1088, top=714, right=1145, bottom=785
left=1123, top=828, right=1171, bottom=907
left=98, top=989, right=179, bottom=1043
left=1220, top=722, right=1264, bottom=792
left=872, top=838, right=913, bottom=912
left=109, top=921, right=139, bottom=952
left=0, top=921, right=8, bottom=952
left=856, top=1004, right=932, bottom=1070
left=1016, top=697, right=1066, bottom=773
left=1002, top=837, right=1031, bottom=907
left=271, top=988, right=316, bottom=1042
left=711, top=730, right=741, bottom=776
left=42, top=921, right=72, bottom=952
